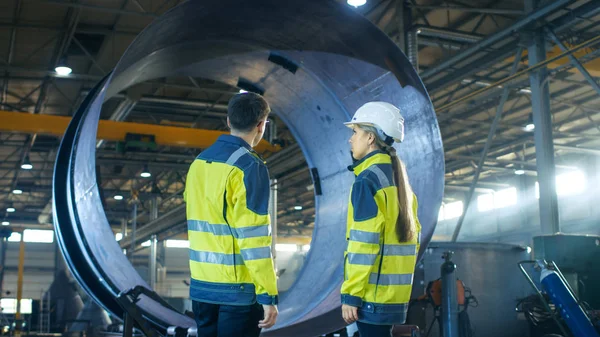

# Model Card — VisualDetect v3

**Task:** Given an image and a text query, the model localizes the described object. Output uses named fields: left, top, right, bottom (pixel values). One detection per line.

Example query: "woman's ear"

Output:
left=368, top=133, right=375, bottom=146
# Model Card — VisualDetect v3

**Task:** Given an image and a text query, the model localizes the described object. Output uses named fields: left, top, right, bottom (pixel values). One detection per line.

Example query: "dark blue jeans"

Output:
left=192, top=301, right=264, bottom=337
left=356, top=321, right=392, bottom=337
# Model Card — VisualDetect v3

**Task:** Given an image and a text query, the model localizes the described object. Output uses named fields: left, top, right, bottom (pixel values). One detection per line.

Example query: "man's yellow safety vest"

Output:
left=184, top=135, right=278, bottom=306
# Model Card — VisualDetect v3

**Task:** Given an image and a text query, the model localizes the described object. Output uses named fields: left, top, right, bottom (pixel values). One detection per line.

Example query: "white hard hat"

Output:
left=344, top=102, right=405, bottom=143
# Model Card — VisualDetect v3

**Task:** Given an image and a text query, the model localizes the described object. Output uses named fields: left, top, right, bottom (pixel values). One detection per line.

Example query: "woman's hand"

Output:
left=342, top=304, right=359, bottom=324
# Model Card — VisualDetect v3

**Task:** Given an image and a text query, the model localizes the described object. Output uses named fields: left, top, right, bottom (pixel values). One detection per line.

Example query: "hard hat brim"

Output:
left=343, top=121, right=375, bottom=128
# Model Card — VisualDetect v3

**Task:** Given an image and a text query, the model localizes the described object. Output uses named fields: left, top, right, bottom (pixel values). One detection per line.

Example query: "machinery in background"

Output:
left=519, top=260, right=600, bottom=337
left=533, top=235, right=600, bottom=310
left=413, top=251, right=477, bottom=337
left=515, top=232, right=600, bottom=337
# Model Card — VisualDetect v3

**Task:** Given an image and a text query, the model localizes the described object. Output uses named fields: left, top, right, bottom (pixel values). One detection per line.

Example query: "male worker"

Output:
left=184, top=92, right=278, bottom=337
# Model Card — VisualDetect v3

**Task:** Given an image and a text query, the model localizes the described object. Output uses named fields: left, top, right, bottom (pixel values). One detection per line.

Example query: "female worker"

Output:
left=340, top=102, right=421, bottom=337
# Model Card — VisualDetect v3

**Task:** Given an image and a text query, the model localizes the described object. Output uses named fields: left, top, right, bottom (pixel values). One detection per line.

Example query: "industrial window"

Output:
left=7, top=229, right=54, bottom=243
left=477, top=193, right=495, bottom=212
left=477, top=187, right=517, bottom=212
left=534, top=170, right=586, bottom=199
left=556, top=171, right=586, bottom=196
left=115, top=233, right=123, bottom=241
left=440, top=201, right=463, bottom=220
left=0, top=298, right=33, bottom=314
left=275, top=244, right=298, bottom=252
left=141, top=240, right=151, bottom=247
left=495, top=187, right=517, bottom=209
left=7, top=232, right=21, bottom=242
left=166, top=240, right=189, bottom=248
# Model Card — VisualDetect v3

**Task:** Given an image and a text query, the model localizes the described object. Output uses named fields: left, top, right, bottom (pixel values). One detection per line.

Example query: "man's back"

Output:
left=185, top=134, right=278, bottom=306
left=185, top=92, right=278, bottom=337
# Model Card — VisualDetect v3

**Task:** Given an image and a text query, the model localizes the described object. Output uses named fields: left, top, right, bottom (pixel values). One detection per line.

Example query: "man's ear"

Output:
left=257, top=119, right=266, bottom=133
left=226, top=117, right=231, bottom=129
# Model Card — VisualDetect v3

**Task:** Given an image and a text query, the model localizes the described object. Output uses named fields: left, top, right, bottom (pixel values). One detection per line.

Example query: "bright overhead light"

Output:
left=13, top=189, right=23, bottom=195
left=347, top=0, right=366, bottom=7
left=524, top=123, right=535, bottom=132
left=113, top=195, right=124, bottom=201
left=6, top=207, right=16, bottom=213
left=519, top=88, right=532, bottom=94
left=239, top=89, right=247, bottom=93
left=55, top=66, right=72, bottom=76
left=1, top=221, right=9, bottom=226
left=140, top=165, right=151, bottom=178
left=294, top=206, right=303, bottom=210
left=514, top=169, right=525, bottom=175
left=21, top=156, right=33, bottom=170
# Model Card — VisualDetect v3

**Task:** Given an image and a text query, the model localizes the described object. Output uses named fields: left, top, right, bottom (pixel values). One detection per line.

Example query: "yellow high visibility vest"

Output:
left=341, top=151, right=421, bottom=325
left=184, top=135, right=278, bottom=305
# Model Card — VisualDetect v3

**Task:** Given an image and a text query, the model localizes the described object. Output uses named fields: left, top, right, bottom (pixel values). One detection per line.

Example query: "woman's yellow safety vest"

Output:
left=341, top=151, right=421, bottom=325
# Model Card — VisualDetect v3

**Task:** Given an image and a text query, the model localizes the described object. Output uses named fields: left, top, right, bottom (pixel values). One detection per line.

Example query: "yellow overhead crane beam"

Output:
left=0, top=110, right=280, bottom=153
left=507, top=44, right=600, bottom=77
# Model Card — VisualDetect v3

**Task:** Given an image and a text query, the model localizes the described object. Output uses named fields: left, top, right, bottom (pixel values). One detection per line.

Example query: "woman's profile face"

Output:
left=349, top=125, right=373, bottom=161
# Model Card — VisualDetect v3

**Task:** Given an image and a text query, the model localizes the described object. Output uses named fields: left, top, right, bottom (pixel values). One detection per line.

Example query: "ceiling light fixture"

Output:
left=55, top=58, right=72, bottom=76
left=140, top=165, right=151, bottom=178
left=347, top=0, right=366, bottom=7
left=21, top=156, right=33, bottom=170
left=524, top=123, right=535, bottom=132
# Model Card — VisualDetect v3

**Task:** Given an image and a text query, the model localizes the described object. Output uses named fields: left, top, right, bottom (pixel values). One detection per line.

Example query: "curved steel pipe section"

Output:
left=53, top=1, right=444, bottom=336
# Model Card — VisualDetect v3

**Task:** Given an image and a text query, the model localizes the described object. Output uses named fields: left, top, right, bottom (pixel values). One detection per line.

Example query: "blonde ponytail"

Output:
left=386, top=147, right=416, bottom=242
left=358, top=124, right=416, bottom=242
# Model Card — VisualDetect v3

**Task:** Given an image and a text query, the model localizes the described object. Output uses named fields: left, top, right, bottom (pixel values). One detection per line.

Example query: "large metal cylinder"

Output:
left=421, top=242, right=532, bottom=337
left=52, top=1, right=444, bottom=336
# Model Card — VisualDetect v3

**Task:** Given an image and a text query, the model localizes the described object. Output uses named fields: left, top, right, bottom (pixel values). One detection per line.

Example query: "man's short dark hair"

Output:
left=227, top=92, right=271, bottom=132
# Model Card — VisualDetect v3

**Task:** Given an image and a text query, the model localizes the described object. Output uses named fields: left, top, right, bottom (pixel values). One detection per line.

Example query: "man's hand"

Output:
left=342, top=304, right=359, bottom=324
left=259, top=305, right=278, bottom=329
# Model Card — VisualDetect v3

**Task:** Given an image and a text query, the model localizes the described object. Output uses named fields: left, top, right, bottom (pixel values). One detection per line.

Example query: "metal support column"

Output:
left=121, top=217, right=127, bottom=254
left=527, top=0, right=560, bottom=234
left=150, top=235, right=157, bottom=289
left=149, top=197, right=158, bottom=289
left=546, top=28, right=600, bottom=97
left=0, top=236, right=7, bottom=297
left=395, top=0, right=406, bottom=53
left=451, top=47, right=524, bottom=241
left=15, top=231, right=25, bottom=334
left=399, top=0, right=418, bottom=70
left=129, top=202, right=138, bottom=260
left=269, top=179, right=278, bottom=267
left=121, top=218, right=127, bottom=238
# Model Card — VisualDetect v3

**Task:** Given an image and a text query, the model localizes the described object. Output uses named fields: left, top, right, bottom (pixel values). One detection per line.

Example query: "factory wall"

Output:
left=1, top=241, right=309, bottom=303
left=434, top=156, right=600, bottom=245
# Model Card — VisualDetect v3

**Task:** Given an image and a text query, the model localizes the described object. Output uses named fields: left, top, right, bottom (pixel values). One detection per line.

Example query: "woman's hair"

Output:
left=358, top=124, right=416, bottom=242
